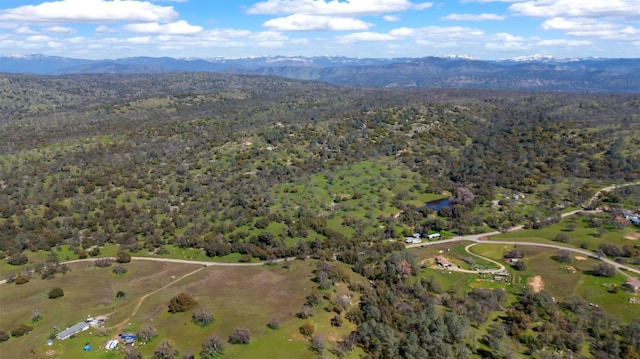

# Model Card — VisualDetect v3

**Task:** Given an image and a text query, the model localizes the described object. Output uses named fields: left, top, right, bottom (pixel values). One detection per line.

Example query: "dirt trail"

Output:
left=105, top=266, right=208, bottom=337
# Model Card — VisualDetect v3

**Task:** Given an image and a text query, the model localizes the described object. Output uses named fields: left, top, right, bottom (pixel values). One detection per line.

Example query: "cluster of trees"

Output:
left=1, top=73, right=639, bottom=357
left=2, top=74, right=639, bottom=263
left=0, top=323, right=34, bottom=344
left=332, top=247, right=640, bottom=358
left=130, top=323, right=249, bottom=359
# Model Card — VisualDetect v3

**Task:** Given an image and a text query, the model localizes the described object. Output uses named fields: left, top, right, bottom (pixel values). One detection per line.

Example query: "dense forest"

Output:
left=1, top=72, right=640, bottom=358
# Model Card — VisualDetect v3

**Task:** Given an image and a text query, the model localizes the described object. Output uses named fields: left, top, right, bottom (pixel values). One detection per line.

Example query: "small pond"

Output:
left=425, top=197, right=452, bottom=211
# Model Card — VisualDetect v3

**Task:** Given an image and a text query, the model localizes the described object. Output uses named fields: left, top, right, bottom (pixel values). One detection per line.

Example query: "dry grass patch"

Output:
left=625, top=231, right=640, bottom=240
left=528, top=275, right=545, bottom=293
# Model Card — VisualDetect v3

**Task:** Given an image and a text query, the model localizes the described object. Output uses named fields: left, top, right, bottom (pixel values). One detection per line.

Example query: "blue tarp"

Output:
left=83, top=345, right=92, bottom=351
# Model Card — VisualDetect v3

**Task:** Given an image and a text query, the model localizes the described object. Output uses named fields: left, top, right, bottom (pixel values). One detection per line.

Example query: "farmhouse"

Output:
left=56, top=321, right=89, bottom=340
left=427, top=233, right=441, bottom=239
left=623, top=278, right=640, bottom=292
left=435, top=255, right=453, bottom=268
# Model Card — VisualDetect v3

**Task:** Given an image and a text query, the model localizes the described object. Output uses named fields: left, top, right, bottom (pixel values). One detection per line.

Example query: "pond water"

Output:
left=425, top=198, right=452, bottom=211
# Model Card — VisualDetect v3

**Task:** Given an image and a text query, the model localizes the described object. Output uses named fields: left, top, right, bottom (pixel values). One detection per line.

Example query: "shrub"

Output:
left=152, top=339, right=178, bottom=359
left=299, top=322, right=315, bottom=338
left=7, top=253, right=28, bottom=266
left=88, top=247, right=101, bottom=257
left=116, top=290, right=126, bottom=299
left=266, top=318, right=281, bottom=330
left=49, top=287, right=64, bottom=299
left=553, top=250, right=572, bottom=263
left=192, top=309, right=214, bottom=327
left=124, top=348, right=143, bottom=359
left=136, top=324, right=158, bottom=343
left=11, top=324, right=33, bottom=337
left=512, top=260, right=527, bottom=271
left=112, top=264, right=128, bottom=275
left=14, top=274, right=30, bottom=285
left=200, top=334, right=225, bottom=358
left=554, top=233, right=571, bottom=243
left=168, top=292, right=198, bottom=313
left=592, top=263, right=616, bottom=277
left=116, top=250, right=132, bottom=263
left=297, top=305, right=314, bottom=319
left=228, top=327, right=251, bottom=344
left=331, top=314, right=343, bottom=327
left=0, top=330, right=9, bottom=342
left=94, top=258, right=113, bottom=268
left=31, top=311, right=42, bottom=323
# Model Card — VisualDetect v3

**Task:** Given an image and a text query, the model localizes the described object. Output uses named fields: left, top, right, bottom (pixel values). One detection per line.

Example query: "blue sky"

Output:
left=0, top=0, right=638, bottom=59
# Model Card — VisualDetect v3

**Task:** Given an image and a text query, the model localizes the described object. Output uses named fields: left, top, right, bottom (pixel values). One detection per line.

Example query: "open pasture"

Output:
left=0, top=258, right=358, bottom=359
left=469, top=244, right=640, bottom=322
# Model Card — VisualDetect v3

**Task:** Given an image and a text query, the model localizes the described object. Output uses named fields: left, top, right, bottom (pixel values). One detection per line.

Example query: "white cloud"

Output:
left=442, top=13, right=506, bottom=21
left=537, top=38, right=592, bottom=46
left=15, top=26, right=37, bottom=34
left=491, top=32, right=524, bottom=41
left=248, top=0, right=433, bottom=16
left=125, top=36, right=152, bottom=44
left=542, top=16, right=639, bottom=40
left=0, top=0, right=179, bottom=24
left=510, top=0, right=640, bottom=21
left=337, top=31, right=396, bottom=43
left=68, top=36, right=86, bottom=43
left=389, top=27, right=414, bottom=36
left=27, top=35, right=54, bottom=42
left=409, top=26, right=485, bottom=39
left=44, top=26, right=76, bottom=34
left=264, top=14, right=372, bottom=31
left=383, top=15, right=401, bottom=22
left=122, top=20, right=203, bottom=34
left=96, top=25, right=113, bottom=33
left=462, top=0, right=524, bottom=2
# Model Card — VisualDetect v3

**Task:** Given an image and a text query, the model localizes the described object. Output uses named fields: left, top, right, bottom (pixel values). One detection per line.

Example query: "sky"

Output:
left=0, top=0, right=638, bottom=60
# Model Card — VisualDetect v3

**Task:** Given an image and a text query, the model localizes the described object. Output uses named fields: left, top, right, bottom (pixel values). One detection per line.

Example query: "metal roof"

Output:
left=56, top=322, right=89, bottom=340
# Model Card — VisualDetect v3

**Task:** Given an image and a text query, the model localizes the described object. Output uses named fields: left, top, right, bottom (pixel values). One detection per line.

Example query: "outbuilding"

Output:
left=56, top=322, right=90, bottom=340
left=623, top=278, right=640, bottom=292
left=435, top=255, right=453, bottom=268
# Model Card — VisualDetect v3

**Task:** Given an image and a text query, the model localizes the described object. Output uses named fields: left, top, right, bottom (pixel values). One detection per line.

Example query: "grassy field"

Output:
left=469, top=243, right=640, bottom=322
left=491, top=212, right=640, bottom=251
left=0, top=258, right=361, bottom=359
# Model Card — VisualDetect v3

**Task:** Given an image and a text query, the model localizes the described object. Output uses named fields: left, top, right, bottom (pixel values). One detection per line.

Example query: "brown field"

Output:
left=0, top=259, right=355, bottom=359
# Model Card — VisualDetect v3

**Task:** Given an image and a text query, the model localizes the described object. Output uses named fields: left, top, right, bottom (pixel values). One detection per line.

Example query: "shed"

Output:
left=623, top=278, right=640, bottom=292
left=435, top=255, right=453, bottom=268
left=56, top=321, right=90, bottom=340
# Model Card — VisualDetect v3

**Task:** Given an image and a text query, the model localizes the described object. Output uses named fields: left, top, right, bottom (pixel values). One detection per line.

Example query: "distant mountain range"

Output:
left=2, top=54, right=639, bottom=92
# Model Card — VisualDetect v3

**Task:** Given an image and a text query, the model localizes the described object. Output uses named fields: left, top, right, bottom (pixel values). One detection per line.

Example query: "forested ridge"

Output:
left=1, top=72, right=640, bottom=358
